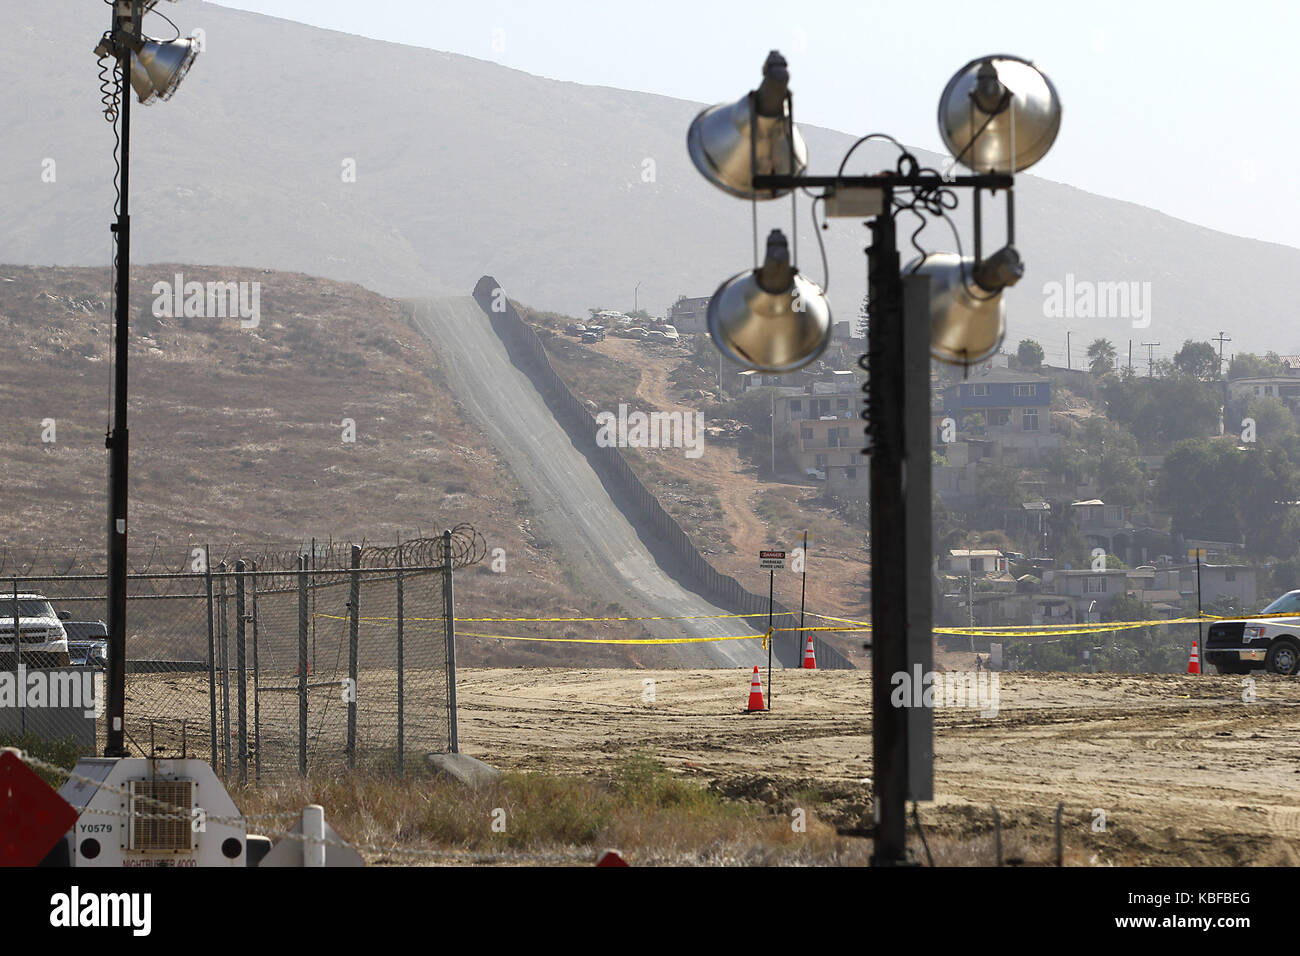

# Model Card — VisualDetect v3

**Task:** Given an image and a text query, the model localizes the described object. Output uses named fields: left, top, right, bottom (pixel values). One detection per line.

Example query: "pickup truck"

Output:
left=1203, top=589, right=1300, bottom=675
left=0, top=593, right=71, bottom=667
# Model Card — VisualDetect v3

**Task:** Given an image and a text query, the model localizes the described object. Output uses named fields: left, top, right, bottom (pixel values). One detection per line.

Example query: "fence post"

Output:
left=297, top=554, right=308, bottom=777
left=443, top=529, right=459, bottom=754
left=348, top=544, right=360, bottom=769
left=219, top=566, right=231, bottom=779
left=251, top=568, right=261, bottom=785
left=204, top=545, right=217, bottom=773
left=11, top=579, right=23, bottom=737
left=235, top=560, right=248, bottom=786
left=396, top=548, right=405, bottom=775
left=993, top=805, right=1003, bottom=867
left=1055, top=802, right=1064, bottom=867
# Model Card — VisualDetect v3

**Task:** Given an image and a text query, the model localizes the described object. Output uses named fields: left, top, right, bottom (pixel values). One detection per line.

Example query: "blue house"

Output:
left=941, top=368, right=1052, bottom=435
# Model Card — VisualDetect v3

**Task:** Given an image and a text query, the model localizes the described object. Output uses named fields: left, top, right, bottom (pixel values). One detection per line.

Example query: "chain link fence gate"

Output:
left=1, top=529, right=485, bottom=783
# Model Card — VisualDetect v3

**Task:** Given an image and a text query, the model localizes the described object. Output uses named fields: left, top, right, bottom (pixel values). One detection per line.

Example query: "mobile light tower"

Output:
left=688, top=51, right=1060, bottom=865
left=93, top=0, right=200, bottom=757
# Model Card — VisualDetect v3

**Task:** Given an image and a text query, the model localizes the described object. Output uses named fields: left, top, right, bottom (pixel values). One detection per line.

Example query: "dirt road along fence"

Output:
left=471, top=276, right=854, bottom=670
left=2, top=531, right=484, bottom=781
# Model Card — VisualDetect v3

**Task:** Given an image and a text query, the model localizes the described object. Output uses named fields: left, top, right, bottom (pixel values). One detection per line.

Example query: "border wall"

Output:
left=472, top=276, right=855, bottom=670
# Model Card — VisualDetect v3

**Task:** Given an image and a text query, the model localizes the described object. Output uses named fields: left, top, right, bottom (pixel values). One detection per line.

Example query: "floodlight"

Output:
left=128, top=36, right=198, bottom=104
left=911, top=247, right=1023, bottom=366
left=687, top=50, right=808, bottom=200
left=938, top=55, right=1061, bottom=173
left=707, top=229, right=831, bottom=372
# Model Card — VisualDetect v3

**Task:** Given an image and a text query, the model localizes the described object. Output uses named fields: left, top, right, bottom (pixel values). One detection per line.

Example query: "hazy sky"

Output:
left=211, top=1, right=1296, bottom=251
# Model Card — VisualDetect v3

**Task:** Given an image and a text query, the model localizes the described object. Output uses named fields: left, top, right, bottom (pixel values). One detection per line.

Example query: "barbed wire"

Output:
left=0, top=528, right=486, bottom=579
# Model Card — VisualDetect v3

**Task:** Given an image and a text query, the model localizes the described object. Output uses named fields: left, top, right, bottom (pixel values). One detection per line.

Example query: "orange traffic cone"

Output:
left=745, top=665, right=765, bottom=712
left=1187, top=640, right=1201, bottom=675
left=802, top=634, right=817, bottom=669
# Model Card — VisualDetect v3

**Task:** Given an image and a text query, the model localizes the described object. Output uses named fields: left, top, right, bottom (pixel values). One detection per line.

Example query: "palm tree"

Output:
left=1087, top=338, right=1117, bottom=376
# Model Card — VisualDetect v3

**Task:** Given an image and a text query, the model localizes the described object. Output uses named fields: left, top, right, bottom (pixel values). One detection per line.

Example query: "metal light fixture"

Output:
left=912, top=246, right=1023, bottom=366
left=707, top=229, right=831, bottom=372
left=91, top=0, right=200, bottom=761
left=688, top=50, right=1059, bottom=867
left=687, top=50, right=807, bottom=199
left=938, top=54, right=1061, bottom=174
left=128, top=36, right=199, bottom=104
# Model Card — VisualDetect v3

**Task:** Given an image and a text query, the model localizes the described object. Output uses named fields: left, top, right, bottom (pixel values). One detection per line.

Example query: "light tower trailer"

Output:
left=52, top=757, right=251, bottom=867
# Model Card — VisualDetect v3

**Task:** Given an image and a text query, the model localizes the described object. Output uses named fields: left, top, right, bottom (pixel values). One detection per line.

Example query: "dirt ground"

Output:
left=454, top=667, right=1300, bottom=866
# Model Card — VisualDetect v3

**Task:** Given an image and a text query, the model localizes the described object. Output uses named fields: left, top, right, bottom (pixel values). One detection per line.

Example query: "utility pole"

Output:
left=1141, top=341, right=1160, bottom=377
left=770, top=388, right=776, bottom=476
left=1066, top=330, right=1072, bottom=371
left=1127, top=340, right=1133, bottom=376
left=1213, top=331, right=1231, bottom=432
left=1213, top=331, right=1231, bottom=377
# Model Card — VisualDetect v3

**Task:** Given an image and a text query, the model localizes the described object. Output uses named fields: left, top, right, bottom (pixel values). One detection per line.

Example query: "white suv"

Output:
left=0, top=593, right=71, bottom=667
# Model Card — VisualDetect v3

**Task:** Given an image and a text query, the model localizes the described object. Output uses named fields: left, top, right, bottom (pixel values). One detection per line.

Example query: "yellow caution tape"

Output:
left=457, top=630, right=765, bottom=646
left=315, top=611, right=787, bottom=624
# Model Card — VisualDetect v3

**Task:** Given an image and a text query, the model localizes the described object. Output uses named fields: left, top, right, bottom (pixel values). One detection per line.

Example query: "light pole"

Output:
left=634, top=280, right=642, bottom=316
left=93, top=0, right=199, bottom=757
left=688, top=51, right=1060, bottom=865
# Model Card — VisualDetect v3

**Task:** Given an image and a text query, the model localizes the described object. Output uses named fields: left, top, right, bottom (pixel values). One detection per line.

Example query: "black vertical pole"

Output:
left=219, top=567, right=230, bottom=778
left=104, top=2, right=138, bottom=758
left=443, top=530, right=459, bottom=754
left=396, top=548, right=405, bottom=774
left=347, top=545, right=360, bottom=769
left=867, top=195, right=910, bottom=865
left=13, top=580, right=24, bottom=736
left=204, top=545, right=217, bottom=772
left=767, top=568, right=774, bottom=709
left=297, top=554, right=308, bottom=777
left=251, top=572, right=261, bottom=784
left=798, top=530, right=809, bottom=665
left=1196, top=550, right=1203, bottom=652
left=235, top=560, right=247, bottom=785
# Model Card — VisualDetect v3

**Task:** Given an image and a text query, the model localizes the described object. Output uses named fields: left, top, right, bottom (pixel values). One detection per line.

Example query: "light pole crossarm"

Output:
left=752, top=173, right=1013, bottom=191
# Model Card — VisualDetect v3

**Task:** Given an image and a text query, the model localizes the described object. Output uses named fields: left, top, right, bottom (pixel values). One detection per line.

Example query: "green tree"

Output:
left=975, top=461, right=1022, bottom=509
left=1228, top=351, right=1288, bottom=380
left=1174, top=340, right=1221, bottom=381
left=1101, top=374, right=1221, bottom=446
left=1158, top=438, right=1300, bottom=555
left=1087, top=338, right=1117, bottom=377
left=1243, top=395, right=1297, bottom=446
left=1017, top=338, right=1045, bottom=371
left=1077, top=417, right=1145, bottom=506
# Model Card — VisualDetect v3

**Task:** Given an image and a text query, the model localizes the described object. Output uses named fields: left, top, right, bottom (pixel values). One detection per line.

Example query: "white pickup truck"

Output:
left=1203, top=589, right=1300, bottom=675
left=0, top=593, right=72, bottom=667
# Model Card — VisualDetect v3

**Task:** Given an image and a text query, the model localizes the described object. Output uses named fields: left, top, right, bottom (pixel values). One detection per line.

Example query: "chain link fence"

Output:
left=1, top=531, right=485, bottom=782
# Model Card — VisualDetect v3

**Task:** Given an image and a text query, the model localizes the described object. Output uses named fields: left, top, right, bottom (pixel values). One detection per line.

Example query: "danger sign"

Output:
left=759, top=550, right=786, bottom=570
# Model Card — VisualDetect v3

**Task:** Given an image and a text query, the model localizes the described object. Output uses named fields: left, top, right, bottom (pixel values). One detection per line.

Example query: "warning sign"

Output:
left=759, top=550, right=786, bottom=570
left=0, top=750, right=77, bottom=866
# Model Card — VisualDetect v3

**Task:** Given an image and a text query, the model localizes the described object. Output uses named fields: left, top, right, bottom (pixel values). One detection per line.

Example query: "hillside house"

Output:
left=667, top=295, right=710, bottom=334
